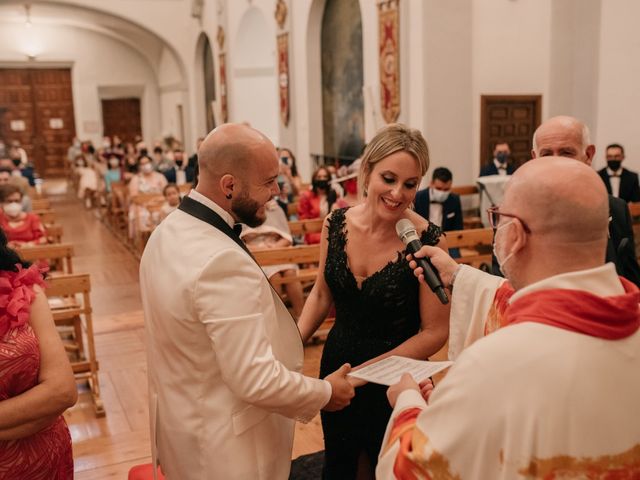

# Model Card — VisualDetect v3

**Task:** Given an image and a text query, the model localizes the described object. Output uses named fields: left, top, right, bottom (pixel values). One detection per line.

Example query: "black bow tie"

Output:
left=233, top=223, right=243, bottom=235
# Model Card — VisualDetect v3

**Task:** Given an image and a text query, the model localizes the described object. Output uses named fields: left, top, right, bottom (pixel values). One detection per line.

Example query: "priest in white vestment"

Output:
left=377, top=158, right=640, bottom=479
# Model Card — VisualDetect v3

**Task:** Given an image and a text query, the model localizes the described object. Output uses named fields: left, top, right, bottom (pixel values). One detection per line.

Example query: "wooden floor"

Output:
left=51, top=185, right=325, bottom=478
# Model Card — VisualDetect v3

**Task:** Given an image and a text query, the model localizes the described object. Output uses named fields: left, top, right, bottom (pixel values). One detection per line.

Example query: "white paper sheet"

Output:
left=347, top=355, right=453, bottom=386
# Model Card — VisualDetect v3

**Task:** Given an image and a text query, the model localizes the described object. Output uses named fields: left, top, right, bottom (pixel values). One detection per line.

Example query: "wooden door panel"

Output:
left=480, top=95, right=541, bottom=172
left=31, top=68, right=76, bottom=176
left=0, top=69, right=36, bottom=161
left=101, top=98, right=142, bottom=144
left=0, top=68, right=75, bottom=177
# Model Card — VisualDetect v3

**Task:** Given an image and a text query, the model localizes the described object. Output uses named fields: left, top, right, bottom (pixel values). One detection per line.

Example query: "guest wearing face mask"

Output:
left=0, top=185, right=46, bottom=248
left=104, top=155, right=122, bottom=193
left=480, top=142, right=515, bottom=177
left=415, top=167, right=463, bottom=258
left=128, top=155, right=167, bottom=197
left=162, top=149, right=195, bottom=186
left=152, top=146, right=172, bottom=173
left=298, top=166, right=340, bottom=244
left=128, top=156, right=168, bottom=239
left=597, top=143, right=640, bottom=203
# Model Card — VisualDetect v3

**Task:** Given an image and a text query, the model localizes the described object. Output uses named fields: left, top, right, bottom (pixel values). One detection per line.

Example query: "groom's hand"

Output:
left=323, top=363, right=355, bottom=411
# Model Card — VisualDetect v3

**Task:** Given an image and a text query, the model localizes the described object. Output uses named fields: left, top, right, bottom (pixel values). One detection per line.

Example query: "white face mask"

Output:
left=492, top=220, right=514, bottom=275
left=3, top=201, right=22, bottom=217
left=140, top=163, right=153, bottom=174
left=430, top=187, right=450, bottom=203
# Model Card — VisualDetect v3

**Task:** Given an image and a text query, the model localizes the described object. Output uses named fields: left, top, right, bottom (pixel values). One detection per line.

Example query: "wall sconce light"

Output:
left=25, top=4, right=32, bottom=28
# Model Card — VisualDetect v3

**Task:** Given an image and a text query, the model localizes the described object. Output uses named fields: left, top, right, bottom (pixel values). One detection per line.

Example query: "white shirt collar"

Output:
left=607, top=167, right=622, bottom=176
left=188, top=189, right=235, bottom=228
left=510, top=263, right=625, bottom=303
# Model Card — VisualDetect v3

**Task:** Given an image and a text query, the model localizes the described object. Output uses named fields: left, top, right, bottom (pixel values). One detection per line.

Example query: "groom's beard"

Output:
left=231, top=192, right=266, bottom=227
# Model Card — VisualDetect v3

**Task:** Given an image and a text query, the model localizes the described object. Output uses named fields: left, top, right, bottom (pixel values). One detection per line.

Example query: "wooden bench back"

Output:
left=45, top=224, right=64, bottom=243
left=17, top=242, right=74, bottom=273
left=445, top=228, right=494, bottom=248
left=32, top=198, right=51, bottom=210
left=35, top=209, right=56, bottom=224
left=253, top=245, right=321, bottom=267
left=288, top=218, right=324, bottom=236
left=46, top=272, right=91, bottom=299
left=450, top=185, right=479, bottom=196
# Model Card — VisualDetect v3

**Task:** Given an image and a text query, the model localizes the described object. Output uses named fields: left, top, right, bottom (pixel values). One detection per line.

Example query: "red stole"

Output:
left=505, top=277, right=640, bottom=339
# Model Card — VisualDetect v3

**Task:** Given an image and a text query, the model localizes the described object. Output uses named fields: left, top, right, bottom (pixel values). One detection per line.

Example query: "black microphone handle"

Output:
left=406, top=239, right=449, bottom=305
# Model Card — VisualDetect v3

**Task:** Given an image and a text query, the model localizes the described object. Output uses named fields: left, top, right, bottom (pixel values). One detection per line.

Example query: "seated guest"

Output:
left=275, top=180, right=295, bottom=220
left=415, top=167, right=463, bottom=257
left=157, top=183, right=181, bottom=222
left=480, top=141, right=515, bottom=176
left=0, top=158, right=30, bottom=194
left=104, top=155, right=122, bottom=193
left=378, top=158, right=640, bottom=479
left=162, top=149, right=194, bottom=186
left=152, top=146, right=172, bottom=173
left=334, top=172, right=360, bottom=208
left=8, top=140, right=28, bottom=168
left=73, top=155, right=98, bottom=208
left=128, top=156, right=168, bottom=238
left=297, top=166, right=340, bottom=244
left=278, top=147, right=303, bottom=196
left=128, top=155, right=167, bottom=196
left=597, top=143, right=640, bottom=203
left=0, top=167, right=32, bottom=212
left=241, top=200, right=306, bottom=319
left=187, top=137, right=204, bottom=171
left=0, top=229, right=77, bottom=477
left=0, top=185, right=46, bottom=248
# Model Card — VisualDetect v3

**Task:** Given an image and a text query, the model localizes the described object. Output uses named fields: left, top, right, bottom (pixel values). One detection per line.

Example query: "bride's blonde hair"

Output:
left=358, top=123, right=429, bottom=197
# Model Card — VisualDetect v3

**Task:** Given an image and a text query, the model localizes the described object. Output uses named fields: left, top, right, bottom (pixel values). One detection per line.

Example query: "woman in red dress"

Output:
left=0, top=228, right=77, bottom=479
left=297, top=166, right=345, bottom=244
left=0, top=185, right=47, bottom=248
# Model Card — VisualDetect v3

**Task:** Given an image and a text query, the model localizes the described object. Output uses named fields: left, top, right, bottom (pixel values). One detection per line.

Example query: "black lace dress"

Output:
left=319, top=208, right=442, bottom=478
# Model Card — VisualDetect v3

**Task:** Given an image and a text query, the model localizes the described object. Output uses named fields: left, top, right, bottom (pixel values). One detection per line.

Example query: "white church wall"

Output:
left=226, top=2, right=279, bottom=145
left=0, top=21, right=160, bottom=146
left=595, top=0, right=640, bottom=172
left=470, top=0, right=552, bottom=176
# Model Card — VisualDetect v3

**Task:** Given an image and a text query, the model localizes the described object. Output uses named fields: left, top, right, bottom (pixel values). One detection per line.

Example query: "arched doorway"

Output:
left=321, top=0, right=364, bottom=162
left=232, top=7, right=278, bottom=143
left=195, top=32, right=216, bottom=134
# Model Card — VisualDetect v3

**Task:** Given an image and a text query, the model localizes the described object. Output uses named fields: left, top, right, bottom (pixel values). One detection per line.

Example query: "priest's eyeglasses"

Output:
left=487, top=206, right=532, bottom=233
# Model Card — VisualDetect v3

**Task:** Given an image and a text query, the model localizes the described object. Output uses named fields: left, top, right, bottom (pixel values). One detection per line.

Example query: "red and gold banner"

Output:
left=378, top=0, right=400, bottom=124
left=277, top=33, right=290, bottom=127
left=218, top=53, right=228, bottom=123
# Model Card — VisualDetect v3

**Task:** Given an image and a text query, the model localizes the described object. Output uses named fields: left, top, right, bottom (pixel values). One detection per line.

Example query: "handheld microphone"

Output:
left=395, top=219, right=449, bottom=305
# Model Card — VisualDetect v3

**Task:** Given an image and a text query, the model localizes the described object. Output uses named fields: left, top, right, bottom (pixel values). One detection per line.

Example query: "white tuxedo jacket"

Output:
left=139, top=194, right=330, bottom=480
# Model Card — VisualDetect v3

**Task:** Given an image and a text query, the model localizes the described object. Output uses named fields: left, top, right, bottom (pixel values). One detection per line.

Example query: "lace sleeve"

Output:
left=420, top=222, right=443, bottom=247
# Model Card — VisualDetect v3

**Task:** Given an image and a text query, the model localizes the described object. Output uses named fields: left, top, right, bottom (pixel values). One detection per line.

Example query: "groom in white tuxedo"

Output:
left=140, top=123, right=355, bottom=480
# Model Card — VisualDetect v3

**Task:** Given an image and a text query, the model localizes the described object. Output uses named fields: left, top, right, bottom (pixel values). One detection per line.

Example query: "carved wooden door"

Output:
left=480, top=95, right=541, bottom=173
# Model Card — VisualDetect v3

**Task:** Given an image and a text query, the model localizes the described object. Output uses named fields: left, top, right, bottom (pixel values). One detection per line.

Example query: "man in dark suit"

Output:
left=597, top=143, right=640, bottom=203
left=162, top=149, right=195, bottom=185
left=480, top=141, right=515, bottom=177
left=531, top=116, right=640, bottom=287
left=415, top=167, right=463, bottom=257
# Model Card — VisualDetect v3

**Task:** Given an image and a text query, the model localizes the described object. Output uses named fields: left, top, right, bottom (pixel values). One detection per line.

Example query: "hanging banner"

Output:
left=219, top=53, right=228, bottom=123
left=277, top=33, right=290, bottom=127
left=378, top=0, right=400, bottom=124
